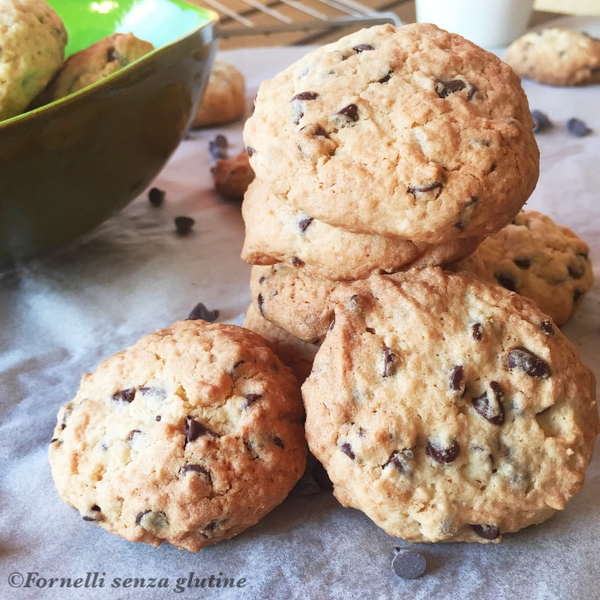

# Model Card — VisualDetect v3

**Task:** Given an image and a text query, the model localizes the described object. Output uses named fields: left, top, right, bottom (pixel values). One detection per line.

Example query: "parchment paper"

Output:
left=1, top=21, right=600, bottom=600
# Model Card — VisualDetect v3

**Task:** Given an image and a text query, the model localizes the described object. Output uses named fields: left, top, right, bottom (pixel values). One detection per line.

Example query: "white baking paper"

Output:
left=1, top=24, right=600, bottom=599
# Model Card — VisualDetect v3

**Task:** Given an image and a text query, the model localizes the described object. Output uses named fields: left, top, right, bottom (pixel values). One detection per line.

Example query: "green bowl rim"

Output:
left=0, top=2, right=218, bottom=130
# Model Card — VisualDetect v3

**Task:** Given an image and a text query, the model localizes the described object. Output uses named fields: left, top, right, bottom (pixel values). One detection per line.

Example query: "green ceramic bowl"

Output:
left=0, top=0, right=217, bottom=266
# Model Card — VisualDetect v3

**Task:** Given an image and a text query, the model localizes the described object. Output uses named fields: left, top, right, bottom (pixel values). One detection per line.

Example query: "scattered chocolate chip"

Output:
left=449, top=365, right=464, bottom=392
left=82, top=516, right=97, bottom=522
left=378, top=71, right=392, bottom=83
left=257, top=293, right=265, bottom=317
left=155, top=415, right=161, bottom=422
left=531, top=110, right=552, bottom=133
left=148, top=187, right=165, bottom=207
left=337, top=103, right=359, bottom=121
left=187, top=302, right=219, bottom=322
left=135, top=510, right=151, bottom=525
left=273, top=436, right=285, bottom=448
left=507, top=347, right=551, bottom=378
left=50, top=438, right=59, bottom=444
left=407, top=182, right=443, bottom=198
left=127, top=429, right=142, bottom=441
left=472, top=382, right=505, bottom=425
left=435, top=79, right=466, bottom=98
left=291, top=256, right=305, bottom=267
left=185, top=416, right=219, bottom=444
left=112, top=388, right=136, bottom=403
left=292, top=91, right=319, bottom=101
left=567, top=117, right=592, bottom=137
left=341, top=442, right=355, bottom=460
left=298, top=216, right=314, bottom=232
left=245, top=393, right=262, bottom=407
left=472, top=323, right=483, bottom=341
left=568, top=263, right=584, bottom=279
left=353, top=43, right=374, bottom=53
left=91, top=504, right=101, bottom=511
left=471, top=524, right=500, bottom=540
left=514, top=257, right=531, bottom=269
left=174, top=216, right=195, bottom=236
left=426, top=439, right=460, bottom=464
left=392, top=550, right=427, bottom=579
left=180, top=464, right=212, bottom=482
left=246, top=146, right=255, bottom=156
left=495, top=272, right=517, bottom=292
left=540, top=320, right=555, bottom=335
left=382, top=346, right=396, bottom=377
left=383, top=449, right=413, bottom=473
left=209, top=134, right=228, bottom=159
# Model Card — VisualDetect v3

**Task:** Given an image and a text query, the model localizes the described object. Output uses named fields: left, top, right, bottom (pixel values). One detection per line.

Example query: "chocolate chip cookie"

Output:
left=243, top=303, right=318, bottom=382
left=49, top=320, right=306, bottom=551
left=244, top=23, right=538, bottom=243
left=507, top=28, right=600, bottom=86
left=453, top=211, right=593, bottom=325
left=303, top=268, right=598, bottom=543
left=242, top=180, right=482, bottom=281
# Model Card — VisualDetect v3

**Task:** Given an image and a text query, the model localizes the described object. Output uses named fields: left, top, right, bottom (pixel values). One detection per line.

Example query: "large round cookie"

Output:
left=453, top=211, right=593, bottom=325
left=507, top=28, right=600, bottom=87
left=49, top=320, right=306, bottom=551
left=303, top=268, right=598, bottom=543
left=244, top=23, right=539, bottom=243
left=242, top=180, right=482, bottom=281
left=243, top=303, right=318, bottom=382
left=43, top=33, right=153, bottom=101
left=0, top=0, right=67, bottom=120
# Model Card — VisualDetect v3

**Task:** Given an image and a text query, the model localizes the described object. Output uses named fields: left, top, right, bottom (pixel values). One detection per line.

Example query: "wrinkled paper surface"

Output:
left=1, top=29, right=600, bottom=599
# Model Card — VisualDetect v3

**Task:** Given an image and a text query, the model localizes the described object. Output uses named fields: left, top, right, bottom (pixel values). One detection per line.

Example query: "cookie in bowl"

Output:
left=49, top=320, right=306, bottom=551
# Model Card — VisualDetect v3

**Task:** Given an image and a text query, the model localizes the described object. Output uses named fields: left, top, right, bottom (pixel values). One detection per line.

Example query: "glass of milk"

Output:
left=416, top=0, right=535, bottom=48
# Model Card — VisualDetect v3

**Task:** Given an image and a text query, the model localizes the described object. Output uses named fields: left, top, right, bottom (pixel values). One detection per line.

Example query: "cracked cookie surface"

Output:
left=302, top=268, right=598, bottom=543
left=242, top=180, right=481, bottom=281
left=49, top=320, right=306, bottom=551
left=507, top=28, right=600, bottom=86
left=453, top=211, right=593, bottom=325
left=244, top=23, right=538, bottom=243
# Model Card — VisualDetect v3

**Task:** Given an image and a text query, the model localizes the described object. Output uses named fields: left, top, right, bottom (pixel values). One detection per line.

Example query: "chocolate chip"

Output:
left=472, top=323, right=483, bottom=341
left=298, top=216, right=314, bottom=232
left=449, top=365, right=464, bottom=392
left=136, top=510, right=168, bottom=529
left=435, top=79, right=466, bottom=98
left=337, top=104, right=359, bottom=121
left=495, top=272, right=517, bottom=292
left=341, top=442, right=355, bottom=460
left=209, top=134, right=228, bottom=159
left=531, top=110, right=552, bottom=133
left=273, top=436, right=285, bottom=448
left=127, top=429, right=142, bottom=441
left=540, top=320, right=555, bottom=335
left=471, top=524, right=500, bottom=540
left=378, top=71, right=392, bottom=83
left=185, top=416, right=219, bottom=444
left=312, top=125, right=329, bottom=138
left=467, top=84, right=478, bottom=101
left=472, top=381, right=505, bottom=425
left=568, top=263, right=584, bottom=279
left=507, top=347, right=551, bottom=378
left=107, top=47, right=117, bottom=62
left=353, top=43, right=374, bottom=53
left=148, top=187, right=165, bottom=207
left=514, top=257, right=531, bottom=269
left=112, top=388, right=136, bottom=403
left=382, top=346, right=396, bottom=377
left=392, top=550, right=427, bottom=579
left=82, top=516, right=97, bottom=522
left=383, top=449, right=413, bottom=473
left=50, top=438, right=59, bottom=444
left=91, top=504, right=101, bottom=511
left=155, top=415, right=161, bottom=422
left=187, top=302, right=219, bottom=322
left=138, top=386, right=167, bottom=400
left=174, top=216, right=195, bottom=236
left=567, top=117, right=592, bottom=137
left=245, top=393, right=262, bottom=407
left=180, top=464, right=212, bottom=483
left=292, top=91, right=318, bottom=101
left=426, top=439, right=459, bottom=463
left=135, top=510, right=151, bottom=525
left=291, top=256, right=305, bottom=267
left=257, top=293, right=265, bottom=317
left=407, top=182, right=443, bottom=198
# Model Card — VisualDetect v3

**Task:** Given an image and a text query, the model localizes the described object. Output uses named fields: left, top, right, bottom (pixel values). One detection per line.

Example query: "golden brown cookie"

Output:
left=212, top=152, right=254, bottom=200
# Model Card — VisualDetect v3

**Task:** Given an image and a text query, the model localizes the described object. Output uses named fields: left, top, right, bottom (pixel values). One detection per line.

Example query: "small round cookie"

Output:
left=506, top=28, right=600, bottom=87
left=193, top=60, right=246, bottom=128
left=242, top=180, right=482, bottom=281
left=49, top=320, right=306, bottom=551
left=42, top=33, right=153, bottom=101
left=243, top=303, right=318, bottom=382
left=251, top=264, right=338, bottom=343
left=0, top=0, right=67, bottom=120
left=303, top=268, right=598, bottom=543
left=244, top=23, right=539, bottom=243
left=212, top=152, right=254, bottom=200
left=453, top=211, right=593, bottom=325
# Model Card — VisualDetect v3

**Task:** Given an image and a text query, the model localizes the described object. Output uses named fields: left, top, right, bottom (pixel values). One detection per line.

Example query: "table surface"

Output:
left=1, top=17, right=600, bottom=600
